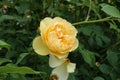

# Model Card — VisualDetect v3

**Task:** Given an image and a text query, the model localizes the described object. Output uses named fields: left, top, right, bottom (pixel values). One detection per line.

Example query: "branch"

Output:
left=72, top=17, right=120, bottom=26
left=85, top=0, right=92, bottom=21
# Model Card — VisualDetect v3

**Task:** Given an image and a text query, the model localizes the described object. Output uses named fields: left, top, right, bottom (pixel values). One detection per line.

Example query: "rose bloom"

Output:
left=49, top=55, right=76, bottom=80
left=32, top=17, right=79, bottom=59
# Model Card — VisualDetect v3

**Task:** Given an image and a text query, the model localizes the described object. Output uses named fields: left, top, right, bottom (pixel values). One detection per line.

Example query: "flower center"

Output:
left=50, top=74, right=58, bottom=80
left=45, top=24, right=75, bottom=54
left=65, top=58, right=70, bottom=64
left=55, top=24, right=64, bottom=39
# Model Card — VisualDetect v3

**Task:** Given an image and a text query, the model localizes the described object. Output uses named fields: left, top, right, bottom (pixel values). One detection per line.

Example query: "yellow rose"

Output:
left=32, top=17, right=79, bottom=59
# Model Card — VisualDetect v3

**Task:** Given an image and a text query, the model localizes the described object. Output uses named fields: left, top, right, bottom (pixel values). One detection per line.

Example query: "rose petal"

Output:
left=39, top=17, right=52, bottom=36
left=32, top=36, right=50, bottom=55
left=54, top=17, right=78, bottom=36
left=67, top=63, right=76, bottom=73
left=51, top=64, right=69, bottom=80
left=49, top=54, right=64, bottom=68
left=54, top=17, right=64, bottom=22
left=51, top=52, right=69, bottom=59
left=70, top=38, right=79, bottom=52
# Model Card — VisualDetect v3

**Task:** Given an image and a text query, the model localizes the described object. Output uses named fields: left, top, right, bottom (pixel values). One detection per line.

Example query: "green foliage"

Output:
left=107, top=50, right=118, bottom=67
left=0, top=58, right=12, bottom=65
left=0, top=65, right=40, bottom=74
left=0, top=0, right=120, bottom=80
left=93, top=76, right=105, bottom=80
left=99, top=64, right=112, bottom=74
left=101, top=4, right=120, bottom=18
left=0, top=15, right=14, bottom=22
left=15, top=53, right=29, bottom=65
left=0, top=40, right=11, bottom=50
left=79, top=46, right=96, bottom=67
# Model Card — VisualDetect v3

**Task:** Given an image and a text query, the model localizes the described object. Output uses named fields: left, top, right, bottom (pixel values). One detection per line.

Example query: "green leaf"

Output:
left=15, top=2, right=30, bottom=14
left=79, top=66, right=90, bottom=76
left=110, top=72, right=117, bottom=80
left=80, top=49, right=96, bottom=67
left=101, top=36, right=111, bottom=46
left=0, top=40, right=11, bottom=50
left=79, top=25, right=95, bottom=36
left=0, top=58, right=12, bottom=65
left=94, top=76, right=104, bottom=80
left=68, top=74, right=76, bottom=80
left=67, top=0, right=82, bottom=6
left=107, top=50, right=118, bottom=66
left=88, top=37, right=94, bottom=47
left=15, top=53, right=29, bottom=65
left=79, top=27, right=93, bottom=36
left=0, top=15, right=14, bottom=22
left=10, top=74, right=26, bottom=80
left=95, top=36, right=103, bottom=47
left=109, top=22, right=120, bottom=33
left=101, top=4, right=120, bottom=18
left=99, top=64, right=112, bottom=74
left=0, top=65, right=41, bottom=74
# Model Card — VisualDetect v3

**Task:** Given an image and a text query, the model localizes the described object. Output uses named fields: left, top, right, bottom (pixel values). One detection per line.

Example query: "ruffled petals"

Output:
left=32, top=36, right=50, bottom=55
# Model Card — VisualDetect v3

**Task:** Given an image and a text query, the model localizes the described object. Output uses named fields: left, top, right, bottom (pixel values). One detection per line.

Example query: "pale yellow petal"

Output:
left=32, top=36, right=50, bottom=55
left=51, top=64, right=69, bottom=80
left=49, top=54, right=64, bottom=68
left=54, top=17, right=64, bottom=22
left=57, top=54, right=68, bottom=59
left=67, top=63, right=76, bottom=73
left=51, top=52, right=69, bottom=59
left=39, top=17, right=52, bottom=35
left=70, top=38, right=79, bottom=52
left=42, top=17, right=52, bottom=25
left=65, top=24, right=78, bottom=36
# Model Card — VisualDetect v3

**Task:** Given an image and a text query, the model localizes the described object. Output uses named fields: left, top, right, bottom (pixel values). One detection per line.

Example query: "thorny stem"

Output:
left=72, top=17, right=120, bottom=26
